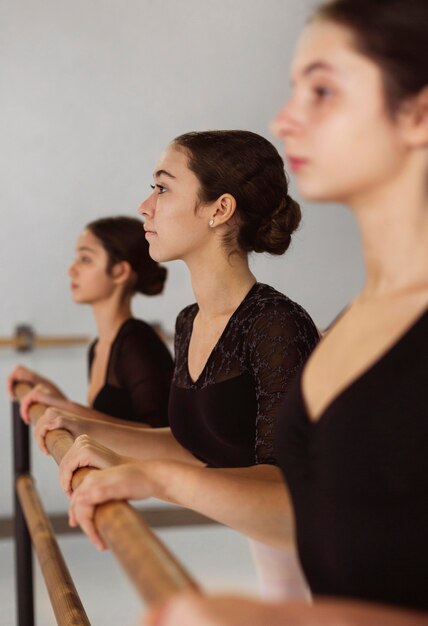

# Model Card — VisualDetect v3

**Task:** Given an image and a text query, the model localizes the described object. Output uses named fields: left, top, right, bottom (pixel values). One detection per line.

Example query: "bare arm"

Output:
left=145, top=594, right=428, bottom=626
left=34, top=407, right=200, bottom=464
left=152, top=462, right=291, bottom=546
left=67, top=459, right=292, bottom=550
left=20, top=388, right=151, bottom=428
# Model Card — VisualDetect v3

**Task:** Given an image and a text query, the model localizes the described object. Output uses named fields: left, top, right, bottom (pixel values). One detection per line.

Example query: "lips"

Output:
left=287, top=156, right=308, bottom=172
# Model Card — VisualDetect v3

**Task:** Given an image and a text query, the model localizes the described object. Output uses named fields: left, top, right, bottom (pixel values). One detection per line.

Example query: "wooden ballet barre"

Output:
left=14, top=382, right=200, bottom=607
left=0, top=325, right=89, bottom=352
left=16, top=474, right=90, bottom=626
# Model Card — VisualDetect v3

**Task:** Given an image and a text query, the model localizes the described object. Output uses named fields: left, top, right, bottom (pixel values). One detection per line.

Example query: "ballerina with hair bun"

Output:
left=33, top=129, right=320, bottom=601
left=9, top=215, right=173, bottom=428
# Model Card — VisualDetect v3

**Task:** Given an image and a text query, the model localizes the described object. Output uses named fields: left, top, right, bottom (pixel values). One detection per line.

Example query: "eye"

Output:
left=313, top=85, right=333, bottom=100
left=151, top=183, right=167, bottom=195
left=79, top=255, right=91, bottom=264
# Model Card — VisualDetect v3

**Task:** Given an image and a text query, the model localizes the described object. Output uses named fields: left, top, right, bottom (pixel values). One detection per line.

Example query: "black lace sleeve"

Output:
left=114, top=324, right=173, bottom=427
left=247, top=301, right=319, bottom=465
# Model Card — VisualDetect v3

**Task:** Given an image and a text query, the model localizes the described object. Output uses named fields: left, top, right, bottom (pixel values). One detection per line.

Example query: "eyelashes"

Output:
left=150, top=183, right=167, bottom=194
left=314, top=87, right=332, bottom=98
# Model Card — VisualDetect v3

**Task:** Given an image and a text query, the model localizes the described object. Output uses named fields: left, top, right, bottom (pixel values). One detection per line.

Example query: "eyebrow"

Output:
left=292, top=60, right=335, bottom=84
left=77, top=245, right=96, bottom=253
left=154, top=169, right=176, bottom=180
left=304, top=60, right=335, bottom=76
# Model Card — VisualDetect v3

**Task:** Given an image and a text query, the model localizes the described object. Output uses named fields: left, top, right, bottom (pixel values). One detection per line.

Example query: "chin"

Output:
left=296, top=181, right=341, bottom=204
left=71, top=294, right=88, bottom=304
left=148, top=248, right=177, bottom=264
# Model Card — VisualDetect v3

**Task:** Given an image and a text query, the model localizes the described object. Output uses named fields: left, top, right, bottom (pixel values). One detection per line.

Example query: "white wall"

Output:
left=0, top=0, right=364, bottom=517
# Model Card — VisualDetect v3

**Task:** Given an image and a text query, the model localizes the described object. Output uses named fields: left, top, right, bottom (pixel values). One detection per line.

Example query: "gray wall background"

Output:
left=0, top=0, right=363, bottom=517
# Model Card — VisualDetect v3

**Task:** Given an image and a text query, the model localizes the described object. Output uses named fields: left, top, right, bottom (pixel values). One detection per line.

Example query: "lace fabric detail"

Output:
left=173, top=283, right=319, bottom=464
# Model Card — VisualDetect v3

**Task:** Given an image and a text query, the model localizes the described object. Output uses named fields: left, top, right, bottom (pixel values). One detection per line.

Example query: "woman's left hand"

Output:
left=20, top=384, right=62, bottom=424
left=68, top=462, right=156, bottom=550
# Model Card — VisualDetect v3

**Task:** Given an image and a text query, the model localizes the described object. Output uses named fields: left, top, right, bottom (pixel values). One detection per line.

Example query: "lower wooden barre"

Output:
left=16, top=474, right=91, bottom=626
left=14, top=382, right=200, bottom=606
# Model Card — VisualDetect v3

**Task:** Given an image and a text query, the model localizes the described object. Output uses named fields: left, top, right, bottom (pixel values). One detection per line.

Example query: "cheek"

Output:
left=84, top=267, right=111, bottom=288
left=298, top=131, right=404, bottom=203
left=153, top=219, right=208, bottom=262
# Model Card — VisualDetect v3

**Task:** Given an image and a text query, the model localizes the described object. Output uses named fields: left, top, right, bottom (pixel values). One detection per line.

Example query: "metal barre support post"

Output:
left=13, top=400, right=34, bottom=626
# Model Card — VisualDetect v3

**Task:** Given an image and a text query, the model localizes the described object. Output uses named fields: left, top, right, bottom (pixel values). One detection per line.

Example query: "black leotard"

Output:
left=89, top=318, right=173, bottom=427
left=277, top=307, right=428, bottom=610
left=169, top=283, right=319, bottom=468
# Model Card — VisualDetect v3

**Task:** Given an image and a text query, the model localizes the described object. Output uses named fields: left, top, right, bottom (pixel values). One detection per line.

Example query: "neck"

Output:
left=91, top=295, right=133, bottom=342
left=185, top=246, right=256, bottom=319
left=349, top=159, right=428, bottom=299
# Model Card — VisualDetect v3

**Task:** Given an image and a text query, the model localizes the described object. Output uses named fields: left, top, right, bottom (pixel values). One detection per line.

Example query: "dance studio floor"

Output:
left=0, top=523, right=258, bottom=625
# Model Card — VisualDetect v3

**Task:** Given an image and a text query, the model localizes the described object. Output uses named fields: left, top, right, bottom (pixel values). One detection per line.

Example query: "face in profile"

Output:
left=68, top=229, right=118, bottom=304
left=272, top=20, right=412, bottom=207
left=139, top=146, right=215, bottom=264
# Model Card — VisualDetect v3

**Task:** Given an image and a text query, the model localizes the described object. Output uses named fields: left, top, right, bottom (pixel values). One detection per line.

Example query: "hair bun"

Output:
left=87, top=215, right=168, bottom=298
left=173, top=130, right=301, bottom=257
left=253, top=195, right=301, bottom=255
left=136, top=264, right=167, bottom=296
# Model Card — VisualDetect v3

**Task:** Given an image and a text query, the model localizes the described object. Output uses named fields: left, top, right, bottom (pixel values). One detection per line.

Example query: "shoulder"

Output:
left=113, top=319, right=173, bottom=376
left=175, top=303, right=198, bottom=333
left=117, top=318, right=160, bottom=342
left=116, top=319, right=173, bottom=358
left=236, top=284, right=320, bottom=359
left=242, top=283, right=318, bottom=332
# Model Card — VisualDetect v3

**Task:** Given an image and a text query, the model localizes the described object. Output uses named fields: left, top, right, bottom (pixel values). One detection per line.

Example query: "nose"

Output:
left=270, top=97, right=300, bottom=140
left=138, top=190, right=157, bottom=218
left=68, top=261, right=77, bottom=277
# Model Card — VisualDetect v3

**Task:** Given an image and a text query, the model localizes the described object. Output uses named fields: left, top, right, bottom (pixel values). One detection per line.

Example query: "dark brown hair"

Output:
left=172, top=130, right=301, bottom=256
left=313, top=0, right=428, bottom=114
left=87, top=216, right=167, bottom=296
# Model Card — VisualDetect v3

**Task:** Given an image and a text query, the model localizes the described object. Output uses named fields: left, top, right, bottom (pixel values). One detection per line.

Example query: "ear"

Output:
left=110, top=261, right=133, bottom=285
left=209, top=194, right=237, bottom=227
left=399, top=87, right=428, bottom=148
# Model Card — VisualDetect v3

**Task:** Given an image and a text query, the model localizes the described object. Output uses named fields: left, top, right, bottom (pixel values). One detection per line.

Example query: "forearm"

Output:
left=145, top=594, right=428, bottom=626
left=48, top=398, right=150, bottom=429
left=78, top=422, right=202, bottom=465
left=149, top=462, right=293, bottom=547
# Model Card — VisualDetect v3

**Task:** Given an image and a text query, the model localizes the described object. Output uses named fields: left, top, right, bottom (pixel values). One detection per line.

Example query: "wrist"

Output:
left=144, top=459, right=178, bottom=503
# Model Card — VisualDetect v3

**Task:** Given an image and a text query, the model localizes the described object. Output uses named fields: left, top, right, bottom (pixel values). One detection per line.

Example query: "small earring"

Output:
left=209, top=219, right=215, bottom=227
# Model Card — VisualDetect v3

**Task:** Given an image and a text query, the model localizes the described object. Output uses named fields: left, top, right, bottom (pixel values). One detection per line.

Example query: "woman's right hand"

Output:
left=7, top=364, right=66, bottom=402
left=34, top=407, right=88, bottom=455
left=59, top=435, right=126, bottom=497
left=7, top=365, right=45, bottom=399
